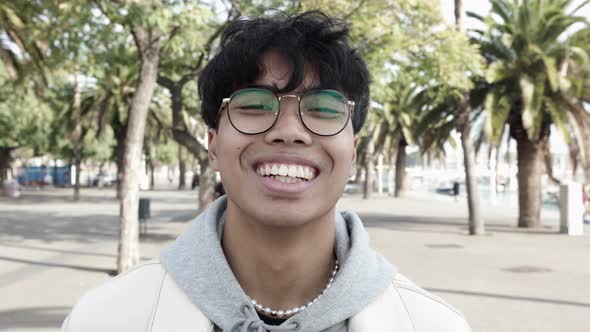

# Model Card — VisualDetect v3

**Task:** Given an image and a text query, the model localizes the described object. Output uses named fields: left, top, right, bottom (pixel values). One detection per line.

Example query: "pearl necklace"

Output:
left=249, top=259, right=339, bottom=319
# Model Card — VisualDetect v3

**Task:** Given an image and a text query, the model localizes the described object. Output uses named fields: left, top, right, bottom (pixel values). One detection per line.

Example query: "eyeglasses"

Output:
left=218, top=88, right=355, bottom=136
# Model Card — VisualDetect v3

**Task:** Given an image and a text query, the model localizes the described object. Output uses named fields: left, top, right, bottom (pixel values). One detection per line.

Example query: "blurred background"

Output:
left=1, top=0, right=589, bottom=331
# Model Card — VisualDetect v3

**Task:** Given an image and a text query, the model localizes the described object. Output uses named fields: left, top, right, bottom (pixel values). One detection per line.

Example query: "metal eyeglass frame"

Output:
left=216, top=88, right=355, bottom=137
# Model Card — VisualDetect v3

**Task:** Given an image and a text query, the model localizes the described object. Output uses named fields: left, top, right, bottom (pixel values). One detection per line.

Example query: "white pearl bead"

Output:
left=248, top=258, right=338, bottom=317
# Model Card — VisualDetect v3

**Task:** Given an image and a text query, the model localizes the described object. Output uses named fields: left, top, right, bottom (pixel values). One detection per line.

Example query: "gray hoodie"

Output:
left=160, top=196, right=397, bottom=332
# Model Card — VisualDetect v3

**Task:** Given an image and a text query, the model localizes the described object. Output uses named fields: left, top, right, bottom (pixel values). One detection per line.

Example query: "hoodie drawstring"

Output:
left=231, top=304, right=300, bottom=332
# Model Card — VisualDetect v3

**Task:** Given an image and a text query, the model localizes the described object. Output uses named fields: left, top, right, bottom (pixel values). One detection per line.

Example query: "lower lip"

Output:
left=257, top=173, right=316, bottom=194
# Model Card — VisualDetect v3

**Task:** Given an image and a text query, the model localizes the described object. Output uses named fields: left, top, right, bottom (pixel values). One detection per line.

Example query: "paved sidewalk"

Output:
left=1, top=188, right=589, bottom=332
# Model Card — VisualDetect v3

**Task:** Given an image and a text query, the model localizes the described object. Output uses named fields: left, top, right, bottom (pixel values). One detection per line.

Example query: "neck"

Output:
left=222, top=199, right=336, bottom=311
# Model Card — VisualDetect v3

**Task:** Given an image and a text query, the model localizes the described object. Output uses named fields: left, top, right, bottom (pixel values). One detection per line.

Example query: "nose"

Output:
left=263, top=96, right=313, bottom=146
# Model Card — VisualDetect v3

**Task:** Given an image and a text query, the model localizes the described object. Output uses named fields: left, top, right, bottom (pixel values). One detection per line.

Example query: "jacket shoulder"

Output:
left=62, top=261, right=167, bottom=332
left=392, top=274, right=471, bottom=332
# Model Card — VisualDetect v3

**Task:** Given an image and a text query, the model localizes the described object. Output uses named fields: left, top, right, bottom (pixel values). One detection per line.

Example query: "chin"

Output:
left=248, top=202, right=333, bottom=228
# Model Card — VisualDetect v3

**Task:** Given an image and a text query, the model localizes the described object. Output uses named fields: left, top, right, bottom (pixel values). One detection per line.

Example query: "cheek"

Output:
left=327, top=136, right=356, bottom=173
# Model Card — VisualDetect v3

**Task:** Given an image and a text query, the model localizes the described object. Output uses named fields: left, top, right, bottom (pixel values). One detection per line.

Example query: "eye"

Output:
left=236, top=104, right=274, bottom=111
left=305, top=107, right=344, bottom=118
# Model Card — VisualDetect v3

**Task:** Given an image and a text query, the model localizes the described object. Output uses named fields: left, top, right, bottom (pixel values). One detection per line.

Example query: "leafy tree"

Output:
left=0, top=81, right=52, bottom=181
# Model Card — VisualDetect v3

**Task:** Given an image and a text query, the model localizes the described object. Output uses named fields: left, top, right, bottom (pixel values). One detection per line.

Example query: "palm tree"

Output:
left=469, top=0, right=590, bottom=227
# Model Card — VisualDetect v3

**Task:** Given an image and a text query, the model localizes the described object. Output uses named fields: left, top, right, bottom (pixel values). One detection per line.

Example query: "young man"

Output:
left=62, top=11, right=471, bottom=332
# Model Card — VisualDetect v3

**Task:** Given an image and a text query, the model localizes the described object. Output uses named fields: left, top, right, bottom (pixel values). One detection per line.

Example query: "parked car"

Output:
left=93, top=172, right=116, bottom=187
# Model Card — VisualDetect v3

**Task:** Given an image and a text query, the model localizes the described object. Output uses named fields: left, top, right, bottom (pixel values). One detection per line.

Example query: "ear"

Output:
left=208, top=128, right=219, bottom=171
left=349, top=135, right=359, bottom=178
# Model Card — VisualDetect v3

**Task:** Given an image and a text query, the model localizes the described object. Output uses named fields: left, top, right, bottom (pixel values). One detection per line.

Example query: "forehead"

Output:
left=254, top=51, right=319, bottom=93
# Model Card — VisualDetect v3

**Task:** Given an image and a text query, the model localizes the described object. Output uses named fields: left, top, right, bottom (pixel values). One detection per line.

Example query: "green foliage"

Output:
left=0, top=85, right=52, bottom=153
left=156, top=137, right=178, bottom=165
left=471, top=0, right=589, bottom=142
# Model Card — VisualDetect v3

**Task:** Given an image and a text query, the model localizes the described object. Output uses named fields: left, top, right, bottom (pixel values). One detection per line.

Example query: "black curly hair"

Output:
left=198, top=11, right=371, bottom=134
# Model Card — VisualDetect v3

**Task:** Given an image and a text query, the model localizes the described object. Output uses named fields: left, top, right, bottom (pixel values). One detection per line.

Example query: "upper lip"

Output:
left=252, top=154, right=321, bottom=173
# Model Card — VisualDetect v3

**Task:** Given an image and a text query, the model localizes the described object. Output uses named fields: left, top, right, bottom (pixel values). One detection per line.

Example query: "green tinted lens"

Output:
left=228, top=89, right=278, bottom=134
left=230, top=89, right=278, bottom=113
left=301, top=90, right=349, bottom=135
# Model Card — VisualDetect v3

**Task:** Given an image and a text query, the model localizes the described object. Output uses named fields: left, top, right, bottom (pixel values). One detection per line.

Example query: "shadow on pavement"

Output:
left=360, top=213, right=559, bottom=235
left=0, top=242, right=157, bottom=261
left=0, top=212, right=118, bottom=244
left=0, top=306, right=69, bottom=330
left=0, top=256, right=116, bottom=275
left=426, top=287, right=590, bottom=308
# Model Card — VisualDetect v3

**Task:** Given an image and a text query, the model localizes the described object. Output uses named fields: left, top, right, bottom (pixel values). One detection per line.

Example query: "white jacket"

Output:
left=62, top=261, right=471, bottom=332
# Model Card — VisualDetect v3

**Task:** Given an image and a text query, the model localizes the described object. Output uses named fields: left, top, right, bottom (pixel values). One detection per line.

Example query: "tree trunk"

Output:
left=0, top=147, right=14, bottom=183
left=494, top=145, right=502, bottom=193
left=112, top=120, right=127, bottom=199
left=74, top=156, right=82, bottom=198
left=459, top=111, right=484, bottom=235
left=454, top=0, right=463, bottom=32
left=388, top=153, right=396, bottom=196
left=117, top=27, right=162, bottom=274
left=512, top=119, right=547, bottom=228
left=197, top=150, right=215, bottom=214
left=178, top=145, right=186, bottom=189
left=73, top=77, right=82, bottom=201
left=455, top=0, right=483, bottom=235
left=569, top=134, right=579, bottom=178
left=363, top=139, right=375, bottom=199
left=147, top=138, right=157, bottom=190
left=394, top=137, right=407, bottom=198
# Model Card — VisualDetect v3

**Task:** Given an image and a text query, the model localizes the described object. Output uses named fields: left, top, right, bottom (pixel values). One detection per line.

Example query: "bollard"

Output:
left=560, top=182, right=584, bottom=236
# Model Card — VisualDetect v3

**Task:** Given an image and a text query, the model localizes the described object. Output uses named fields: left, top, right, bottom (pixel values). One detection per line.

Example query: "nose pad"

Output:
left=265, top=96, right=312, bottom=145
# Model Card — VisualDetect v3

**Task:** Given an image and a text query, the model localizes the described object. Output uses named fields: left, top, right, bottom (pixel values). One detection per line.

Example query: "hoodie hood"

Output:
left=160, top=196, right=397, bottom=332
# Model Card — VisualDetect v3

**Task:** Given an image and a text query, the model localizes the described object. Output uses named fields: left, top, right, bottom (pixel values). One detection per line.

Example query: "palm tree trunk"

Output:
left=513, top=119, right=546, bottom=228
left=455, top=0, right=483, bottom=234
left=461, top=122, right=484, bottom=234
left=117, top=27, right=162, bottom=274
left=394, top=137, right=407, bottom=197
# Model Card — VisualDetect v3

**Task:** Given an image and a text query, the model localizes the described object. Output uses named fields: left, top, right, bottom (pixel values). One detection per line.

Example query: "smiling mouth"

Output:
left=255, top=163, right=318, bottom=184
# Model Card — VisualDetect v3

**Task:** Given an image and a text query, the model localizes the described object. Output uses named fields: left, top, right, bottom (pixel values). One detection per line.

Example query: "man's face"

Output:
left=208, top=51, right=358, bottom=228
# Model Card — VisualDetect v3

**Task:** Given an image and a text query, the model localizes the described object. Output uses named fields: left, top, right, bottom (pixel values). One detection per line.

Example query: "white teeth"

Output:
left=287, top=165, right=297, bottom=177
left=256, top=166, right=265, bottom=176
left=274, top=175, right=304, bottom=184
left=279, top=165, right=288, bottom=176
left=257, top=163, right=317, bottom=181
